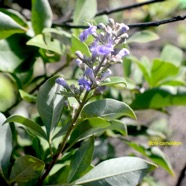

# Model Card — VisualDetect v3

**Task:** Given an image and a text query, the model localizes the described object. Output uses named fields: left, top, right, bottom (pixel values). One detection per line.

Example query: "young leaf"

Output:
left=69, top=117, right=110, bottom=143
left=128, top=30, right=159, bottom=43
left=3, top=115, right=47, bottom=140
left=36, top=76, right=67, bottom=138
left=81, top=99, right=136, bottom=119
left=71, top=35, right=91, bottom=57
left=9, top=155, right=45, bottom=184
left=73, top=0, right=97, bottom=24
left=19, top=89, right=36, bottom=103
left=75, top=157, right=157, bottom=186
left=0, top=113, right=12, bottom=177
left=126, top=141, right=175, bottom=175
left=68, top=137, right=94, bottom=182
left=0, top=12, right=26, bottom=39
left=31, top=0, right=53, bottom=35
left=100, top=77, right=127, bottom=87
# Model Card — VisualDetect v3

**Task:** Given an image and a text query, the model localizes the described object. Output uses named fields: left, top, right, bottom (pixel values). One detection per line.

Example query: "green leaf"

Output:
left=131, top=86, right=186, bottom=109
left=31, top=0, right=53, bottom=35
left=19, top=90, right=36, bottom=103
left=0, top=12, right=26, bottom=39
left=93, top=15, right=108, bottom=25
left=81, top=99, right=136, bottom=119
left=100, top=77, right=127, bottom=87
left=27, top=33, right=63, bottom=55
left=150, top=59, right=179, bottom=87
left=0, top=34, right=38, bottom=73
left=108, top=120, right=127, bottom=136
left=73, top=0, right=97, bottom=24
left=128, top=30, right=159, bottom=43
left=160, top=44, right=183, bottom=66
left=68, top=137, right=94, bottom=182
left=36, top=76, right=67, bottom=138
left=3, top=115, right=47, bottom=140
left=0, top=8, right=28, bottom=28
left=75, top=157, right=157, bottom=186
left=0, top=113, right=12, bottom=177
left=71, top=35, right=91, bottom=57
left=70, top=118, right=110, bottom=143
left=9, top=155, right=45, bottom=184
left=126, top=142, right=174, bottom=175
left=0, top=75, right=17, bottom=112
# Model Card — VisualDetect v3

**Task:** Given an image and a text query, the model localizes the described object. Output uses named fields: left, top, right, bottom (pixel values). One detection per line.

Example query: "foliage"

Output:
left=0, top=0, right=185, bottom=186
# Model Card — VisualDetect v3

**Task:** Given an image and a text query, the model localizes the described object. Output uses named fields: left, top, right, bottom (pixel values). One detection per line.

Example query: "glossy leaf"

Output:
left=108, top=120, right=127, bottom=136
left=27, top=33, right=63, bottom=55
left=31, top=0, right=53, bottom=35
left=3, top=115, right=47, bottom=140
left=75, top=157, right=157, bottom=186
left=69, top=118, right=110, bottom=143
left=100, top=77, right=127, bottom=87
left=160, top=44, right=183, bottom=66
left=0, top=34, right=38, bottom=73
left=36, top=76, right=67, bottom=138
left=68, top=137, right=94, bottom=182
left=9, top=155, right=45, bottom=184
left=0, top=8, right=28, bottom=28
left=81, top=99, right=136, bottom=119
left=0, top=113, right=12, bottom=177
left=0, top=12, right=26, bottom=39
left=19, top=90, right=36, bottom=103
left=126, top=141, right=174, bottom=175
left=131, top=86, right=186, bottom=109
left=128, top=30, right=159, bottom=43
left=73, top=0, right=97, bottom=24
left=71, top=35, right=91, bottom=57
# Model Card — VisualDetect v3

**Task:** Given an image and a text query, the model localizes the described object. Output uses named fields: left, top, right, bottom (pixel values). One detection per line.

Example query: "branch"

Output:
left=53, top=15, right=186, bottom=29
left=62, top=0, right=166, bottom=23
left=175, top=162, right=186, bottom=186
left=96, top=0, right=166, bottom=17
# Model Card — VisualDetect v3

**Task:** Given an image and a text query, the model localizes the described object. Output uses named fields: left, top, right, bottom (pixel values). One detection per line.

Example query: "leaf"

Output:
left=0, top=8, right=28, bottom=28
left=68, top=137, right=94, bottom=182
left=69, top=118, right=110, bottom=143
left=75, top=157, right=157, bottom=186
left=19, top=90, right=36, bottom=103
left=9, top=155, right=45, bottom=184
left=31, top=0, right=53, bottom=35
left=100, top=77, right=127, bottom=87
left=128, top=30, right=159, bottom=43
left=0, top=113, right=12, bottom=177
left=3, top=115, right=47, bottom=140
left=93, top=15, right=108, bottom=25
left=0, top=12, right=26, bottom=39
left=126, top=141, right=174, bottom=175
left=150, top=59, right=179, bottom=87
left=36, top=76, right=67, bottom=138
left=0, top=34, right=38, bottom=73
left=81, top=99, right=136, bottom=119
left=160, top=44, right=183, bottom=66
left=108, top=120, right=127, bottom=136
left=131, top=86, right=186, bottom=109
left=27, top=33, right=63, bottom=55
left=71, top=35, right=91, bottom=57
left=73, top=0, right=97, bottom=24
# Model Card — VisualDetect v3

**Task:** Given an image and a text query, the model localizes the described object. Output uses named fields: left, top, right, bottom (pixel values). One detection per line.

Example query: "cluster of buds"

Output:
left=56, top=18, right=130, bottom=99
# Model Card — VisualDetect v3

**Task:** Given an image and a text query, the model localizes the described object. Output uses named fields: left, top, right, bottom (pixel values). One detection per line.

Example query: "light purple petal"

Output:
left=78, top=78, right=92, bottom=91
left=79, top=26, right=97, bottom=42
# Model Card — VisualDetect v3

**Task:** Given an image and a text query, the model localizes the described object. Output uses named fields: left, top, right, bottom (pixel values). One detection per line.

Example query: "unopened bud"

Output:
left=75, top=51, right=84, bottom=60
left=85, top=67, right=95, bottom=82
left=55, top=78, right=70, bottom=91
left=100, top=69, right=112, bottom=81
left=108, top=18, right=115, bottom=28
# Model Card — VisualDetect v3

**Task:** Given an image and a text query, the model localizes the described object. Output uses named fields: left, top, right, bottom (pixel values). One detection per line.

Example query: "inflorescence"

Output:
left=56, top=18, right=130, bottom=100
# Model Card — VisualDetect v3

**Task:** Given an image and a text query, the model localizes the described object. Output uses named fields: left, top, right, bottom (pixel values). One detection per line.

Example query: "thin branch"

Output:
left=175, top=163, right=186, bottom=186
left=62, top=0, right=166, bottom=23
left=53, top=15, right=186, bottom=29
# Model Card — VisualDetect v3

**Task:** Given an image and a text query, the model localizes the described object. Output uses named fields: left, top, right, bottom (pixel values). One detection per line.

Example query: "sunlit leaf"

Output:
left=19, top=90, right=36, bottom=103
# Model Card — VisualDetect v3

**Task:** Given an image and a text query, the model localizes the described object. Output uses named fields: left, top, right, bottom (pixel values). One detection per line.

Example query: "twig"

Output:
left=62, top=0, right=166, bottom=23
left=53, top=15, right=186, bottom=29
left=175, top=163, right=186, bottom=186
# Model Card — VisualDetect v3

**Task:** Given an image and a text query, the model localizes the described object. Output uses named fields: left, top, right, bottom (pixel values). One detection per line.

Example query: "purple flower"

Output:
left=85, top=67, right=95, bottom=82
left=78, top=78, right=92, bottom=91
left=90, top=44, right=113, bottom=56
left=79, top=26, right=97, bottom=42
left=56, top=78, right=70, bottom=90
left=115, top=48, right=130, bottom=60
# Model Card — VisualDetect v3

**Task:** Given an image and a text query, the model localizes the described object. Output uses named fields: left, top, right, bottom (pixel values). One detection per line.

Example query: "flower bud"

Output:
left=75, top=51, right=84, bottom=60
left=117, top=23, right=129, bottom=37
left=100, top=69, right=112, bottom=81
left=55, top=78, right=70, bottom=91
left=94, top=86, right=106, bottom=95
left=85, top=67, right=95, bottom=83
left=108, top=18, right=115, bottom=28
